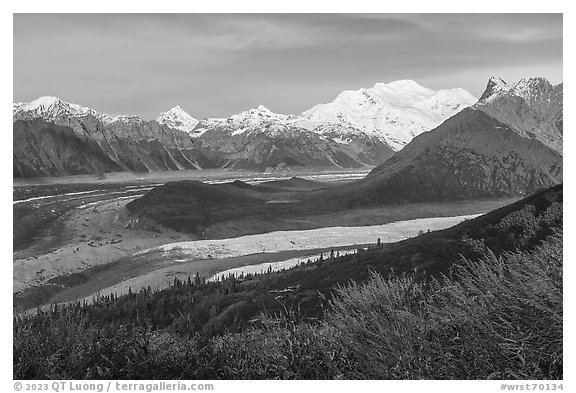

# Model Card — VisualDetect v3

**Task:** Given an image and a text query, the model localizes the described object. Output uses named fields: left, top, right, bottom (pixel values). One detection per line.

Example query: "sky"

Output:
left=13, top=13, right=563, bottom=120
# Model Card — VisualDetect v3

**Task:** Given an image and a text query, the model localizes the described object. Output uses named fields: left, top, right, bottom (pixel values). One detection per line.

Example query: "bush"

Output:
left=326, top=230, right=563, bottom=379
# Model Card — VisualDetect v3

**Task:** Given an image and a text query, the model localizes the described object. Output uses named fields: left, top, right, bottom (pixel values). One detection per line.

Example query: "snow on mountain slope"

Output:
left=13, top=79, right=479, bottom=173
left=13, top=97, right=214, bottom=177
left=192, top=105, right=308, bottom=137
left=474, top=77, right=563, bottom=154
left=15, top=80, right=476, bottom=153
left=301, top=80, right=477, bottom=150
left=156, top=106, right=199, bottom=133
left=12, top=96, right=144, bottom=126
left=478, top=77, right=508, bottom=101
left=357, top=76, right=563, bottom=203
left=13, top=96, right=98, bottom=121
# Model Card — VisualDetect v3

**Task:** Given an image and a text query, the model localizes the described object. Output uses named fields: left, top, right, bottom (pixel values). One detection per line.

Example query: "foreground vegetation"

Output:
left=14, top=185, right=563, bottom=379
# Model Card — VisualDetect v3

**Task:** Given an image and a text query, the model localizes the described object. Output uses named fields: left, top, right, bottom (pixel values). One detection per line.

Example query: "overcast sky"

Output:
left=13, top=14, right=562, bottom=119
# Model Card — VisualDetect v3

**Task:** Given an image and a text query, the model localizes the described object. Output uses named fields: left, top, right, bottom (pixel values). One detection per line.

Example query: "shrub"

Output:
left=325, top=230, right=563, bottom=379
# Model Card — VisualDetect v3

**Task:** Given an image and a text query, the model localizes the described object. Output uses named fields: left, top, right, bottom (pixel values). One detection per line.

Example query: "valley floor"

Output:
left=13, top=168, right=517, bottom=311
left=13, top=167, right=373, bottom=187
left=55, top=214, right=481, bottom=305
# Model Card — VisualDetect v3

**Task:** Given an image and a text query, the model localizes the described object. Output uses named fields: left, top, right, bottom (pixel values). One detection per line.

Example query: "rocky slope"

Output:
left=192, top=106, right=393, bottom=170
left=13, top=97, right=212, bottom=177
left=476, top=77, right=563, bottom=153
left=12, top=98, right=393, bottom=176
left=156, top=106, right=199, bottom=133
left=13, top=119, right=123, bottom=177
left=188, top=81, right=477, bottom=169
left=347, top=77, right=563, bottom=204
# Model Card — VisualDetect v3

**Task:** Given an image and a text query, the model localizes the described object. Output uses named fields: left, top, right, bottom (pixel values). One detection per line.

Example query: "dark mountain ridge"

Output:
left=195, top=123, right=373, bottom=171
left=476, top=77, right=563, bottom=153
left=13, top=112, right=213, bottom=177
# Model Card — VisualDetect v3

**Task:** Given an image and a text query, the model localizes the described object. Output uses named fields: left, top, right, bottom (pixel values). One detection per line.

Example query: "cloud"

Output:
left=392, top=13, right=563, bottom=43
left=13, top=14, right=562, bottom=119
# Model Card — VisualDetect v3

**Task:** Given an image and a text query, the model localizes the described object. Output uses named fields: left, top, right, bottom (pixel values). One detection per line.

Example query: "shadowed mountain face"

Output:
left=13, top=119, right=123, bottom=177
left=355, top=108, right=562, bottom=204
left=476, top=77, right=563, bottom=154
left=195, top=123, right=385, bottom=171
left=190, top=105, right=396, bottom=170
left=353, top=77, right=563, bottom=204
left=13, top=116, right=213, bottom=178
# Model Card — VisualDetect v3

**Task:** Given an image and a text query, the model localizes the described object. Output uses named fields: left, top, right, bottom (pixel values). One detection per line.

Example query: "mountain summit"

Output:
left=13, top=98, right=212, bottom=177
left=13, top=96, right=96, bottom=121
left=156, top=106, right=199, bottom=133
left=301, top=80, right=477, bottom=150
left=12, top=96, right=143, bottom=126
left=475, top=77, right=563, bottom=153
left=478, top=77, right=508, bottom=101
left=354, top=76, right=563, bottom=204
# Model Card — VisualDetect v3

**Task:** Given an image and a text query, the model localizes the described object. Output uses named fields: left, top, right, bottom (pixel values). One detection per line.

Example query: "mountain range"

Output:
left=341, top=77, right=563, bottom=204
left=13, top=80, right=477, bottom=177
left=125, top=76, right=563, bottom=237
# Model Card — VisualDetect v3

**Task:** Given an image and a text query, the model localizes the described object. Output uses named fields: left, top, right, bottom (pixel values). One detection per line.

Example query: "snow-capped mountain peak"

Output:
left=13, top=96, right=146, bottom=127
left=256, top=104, right=271, bottom=112
left=234, top=105, right=273, bottom=118
left=14, top=79, right=480, bottom=153
left=23, top=96, right=61, bottom=110
left=14, top=96, right=96, bottom=120
left=477, top=77, right=561, bottom=113
left=479, top=77, right=509, bottom=101
left=474, top=76, right=563, bottom=154
left=373, top=79, right=435, bottom=95
left=511, top=77, right=555, bottom=102
left=228, top=105, right=289, bottom=124
left=156, top=105, right=199, bottom=133
left=302, top=80, right=477, bottom=150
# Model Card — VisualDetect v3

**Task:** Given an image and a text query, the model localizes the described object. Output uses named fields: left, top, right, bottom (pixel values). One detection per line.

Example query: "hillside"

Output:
left=124, top=184, right=561, bottom=336
left=194, top=120, right=373, bottom=170
left=354, top=107, right=562, bottom=203
left=13, top=119, right=123, bottom=177
left=14, top=185, right=563, bottom=379
left=477, top=77, right=563, bottom=153
left=13, top=97, right=214, bottom=178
